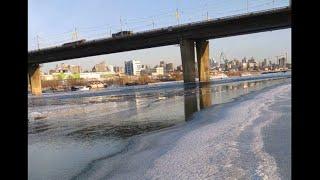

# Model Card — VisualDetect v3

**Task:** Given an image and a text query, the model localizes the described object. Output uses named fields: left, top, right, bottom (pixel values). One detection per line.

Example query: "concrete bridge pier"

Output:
left=196, top=40, right=210, bottom=83
left=180, top=39, right=196, bottom=84
left=28, top=64, right=42, bottom=96
left=180, top=39, right=210, bottom=84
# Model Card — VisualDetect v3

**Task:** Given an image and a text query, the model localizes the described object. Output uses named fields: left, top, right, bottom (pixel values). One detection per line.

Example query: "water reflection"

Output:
left=71, top=82, right=266, bottom=138
left=183, top=83, right=213, bottom=121
left=183, top=84, right=198, bottom=121
left=199, top=83, right=212, bottom=109
left=29, top=78, right=290, bottom=140
left=182, top=80, right=273, bottom=121
left=133, top=92, right=142, bottom=111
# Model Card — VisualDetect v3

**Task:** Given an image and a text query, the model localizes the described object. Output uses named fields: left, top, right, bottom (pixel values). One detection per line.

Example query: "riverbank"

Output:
left=29, top=71, right=291, bottom=98
left=29, top=71, right=291, bottom=95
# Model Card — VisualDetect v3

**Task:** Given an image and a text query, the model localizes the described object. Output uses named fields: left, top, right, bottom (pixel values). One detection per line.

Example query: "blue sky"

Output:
left=28, top=0, right=291, bottom=72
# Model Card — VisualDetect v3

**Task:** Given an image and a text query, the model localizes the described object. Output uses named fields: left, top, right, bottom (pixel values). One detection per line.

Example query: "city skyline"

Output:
left=29, top=0, right=291, bottom=73
left=43, top=53, right=289, bottom=76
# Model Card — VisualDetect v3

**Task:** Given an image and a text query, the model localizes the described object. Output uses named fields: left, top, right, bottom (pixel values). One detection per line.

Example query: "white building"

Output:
left=241, top=63, right=248, bottom=70
left=151, top=67, right=164, bottom=76
left=80, top=72, right=102, bottom=80
left=248, top=62, right=255, bottom=68
left=125, top=60, right=141, bottom=76
left=107, top=65, right=115, bottom=73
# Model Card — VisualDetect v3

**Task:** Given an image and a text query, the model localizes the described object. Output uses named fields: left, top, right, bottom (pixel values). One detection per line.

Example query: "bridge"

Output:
left=28, top=7, right=291, bottom=95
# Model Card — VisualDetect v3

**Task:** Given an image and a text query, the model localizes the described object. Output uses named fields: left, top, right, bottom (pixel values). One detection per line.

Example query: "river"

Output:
left=28, top=72, right=291, bottom=180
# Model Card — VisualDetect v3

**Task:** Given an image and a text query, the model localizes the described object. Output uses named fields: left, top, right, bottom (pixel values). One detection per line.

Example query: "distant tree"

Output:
left=72, top=73, right=80, bottom=79
left=138, top=75, right=150, bottom=84
left=57, top=73, right=66, bottom=80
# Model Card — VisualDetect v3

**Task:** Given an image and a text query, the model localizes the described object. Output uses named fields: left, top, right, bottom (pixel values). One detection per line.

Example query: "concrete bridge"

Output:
left=28, top=7, right=291, bottom=95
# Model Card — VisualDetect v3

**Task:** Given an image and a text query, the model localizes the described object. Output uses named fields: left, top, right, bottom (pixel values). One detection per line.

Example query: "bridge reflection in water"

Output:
left=29, top=79, right=277, bottom=139
left=183, top=83, right=212, bottom=121
left=182, top=80, right=269, bottom=121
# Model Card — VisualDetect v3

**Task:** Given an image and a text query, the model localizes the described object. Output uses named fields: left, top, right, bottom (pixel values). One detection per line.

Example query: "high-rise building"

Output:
left=107, top=65, right=114, bottom=73
left=262, top=59, right=267, bottom=68
left=278, top=57, right=286, bottom=68
left=125, top=60, right=141, bottom=76
left=113, top=66, right=124, bottom=73
left=248, top=57, right=255, bottom=63
left=69, top=65, right=82, bottom=74
left=176, top=65, right=183, bottom=72
left=242, top=62, right=248, bottom=70
left=160, top=61, right=165, bottom=67
left=92, top=61, right=107, bottom=72
left=210, top=58, right=217, bottom=68
left=165, top=63, right=174, bottom=73
left=141, top=65, right=148, bottom=71
left=145, top=65, right=151, bottom=70
left=248, top=62, right=255, bottom=68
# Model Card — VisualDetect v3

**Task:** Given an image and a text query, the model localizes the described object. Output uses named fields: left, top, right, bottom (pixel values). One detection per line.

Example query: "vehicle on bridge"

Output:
left=62, top=39, right=86, bottom=47
left=112, top=31, right=133, bottom=38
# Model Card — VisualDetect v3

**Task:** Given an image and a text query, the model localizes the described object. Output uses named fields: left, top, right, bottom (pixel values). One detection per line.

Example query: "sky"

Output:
left=28, top=0, right=291, bottom=73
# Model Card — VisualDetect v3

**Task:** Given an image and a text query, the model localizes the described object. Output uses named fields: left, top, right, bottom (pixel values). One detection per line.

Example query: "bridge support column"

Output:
left=180, top=39, right=196, bottom=83
left=28, top=64, right=42, bottom=96
left=196, top=40, right=210, bottom=83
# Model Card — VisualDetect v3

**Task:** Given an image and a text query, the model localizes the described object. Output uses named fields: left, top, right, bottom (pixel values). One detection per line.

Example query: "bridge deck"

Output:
left=28, top=7, right=291, bottom=64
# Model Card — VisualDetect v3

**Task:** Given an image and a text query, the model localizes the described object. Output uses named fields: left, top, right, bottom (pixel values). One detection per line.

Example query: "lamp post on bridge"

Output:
left=152, top=17, right=155, bottom=28
left=120, top=17, right=123, bottom=31
left=247, top=0, right=249, bottom=13
left=175, top=8, right=180, bottom=25
left=36, top=35, right=40, bottom=50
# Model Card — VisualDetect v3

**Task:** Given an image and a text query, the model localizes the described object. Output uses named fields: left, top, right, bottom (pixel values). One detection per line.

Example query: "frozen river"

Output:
left=28, top=73, right=291, bottom=179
